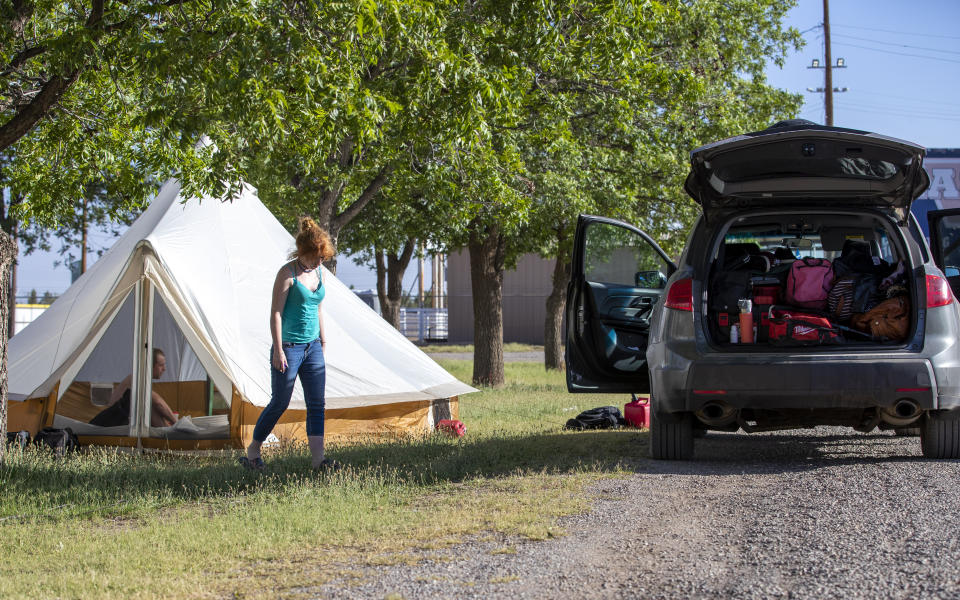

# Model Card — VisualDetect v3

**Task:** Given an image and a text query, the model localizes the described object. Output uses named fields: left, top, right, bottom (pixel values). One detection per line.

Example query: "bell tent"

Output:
left=7, top=179, right=474, bottom=449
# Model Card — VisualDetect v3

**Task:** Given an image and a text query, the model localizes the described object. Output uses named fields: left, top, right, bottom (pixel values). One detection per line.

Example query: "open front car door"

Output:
left=928, top=208, right=960, bottom=299
left=566, top=215, right=675, bottom=394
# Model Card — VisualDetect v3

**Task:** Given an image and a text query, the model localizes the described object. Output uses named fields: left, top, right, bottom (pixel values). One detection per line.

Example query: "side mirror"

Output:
left=635, top=270, right=667, bottom=289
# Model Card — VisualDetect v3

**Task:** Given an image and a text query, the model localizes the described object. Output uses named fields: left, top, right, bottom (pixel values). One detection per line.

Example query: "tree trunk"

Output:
left=8, top=257, right=15, bottom=339
left=374, top=248, right=392, bottom=324
left=468, top=220, right=505, bottom=387
left=544, top=251, right=570, bottom=370
left=0, top=192, right=19, bottom=339
left=374, top=238, right=416, bottom=330
left=0, top=229, right=18, bottom=460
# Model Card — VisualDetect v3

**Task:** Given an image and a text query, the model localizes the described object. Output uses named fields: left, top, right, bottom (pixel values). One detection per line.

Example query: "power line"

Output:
left=839, top=99, right=958, bottom=117
left=836, top=103, right=960, bottom=122
left=833, top=42, right=960, bottom=64
left=833, top=23, right=960, bottom=41
left=832, top=33, right=960, bottom=56
left=852, top=90, right=958, bottom=109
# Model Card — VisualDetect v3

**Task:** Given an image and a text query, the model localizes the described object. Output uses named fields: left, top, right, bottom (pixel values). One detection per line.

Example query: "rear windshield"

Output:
left=723, top=225, right=896, bottom=263
left=714, top=157, right=898, bottom=183
left=710, top=139, right=907, bottom=184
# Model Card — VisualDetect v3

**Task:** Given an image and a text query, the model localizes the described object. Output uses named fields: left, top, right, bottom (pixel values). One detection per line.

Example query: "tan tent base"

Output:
left=9, top=395, right=459, bottom=450
left=8, top=397, right=44, bottom=436
left=78, top=436, right=235, bottom=450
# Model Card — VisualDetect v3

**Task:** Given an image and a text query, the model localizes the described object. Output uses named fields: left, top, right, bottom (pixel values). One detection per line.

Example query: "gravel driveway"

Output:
left=313, top=427, right=960, bottom=599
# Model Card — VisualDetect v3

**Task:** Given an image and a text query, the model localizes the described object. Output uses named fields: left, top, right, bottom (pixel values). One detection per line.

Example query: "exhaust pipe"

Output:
left=879, top=399, right=922, bottom=427
left=695, top=402, right=737, bottom=427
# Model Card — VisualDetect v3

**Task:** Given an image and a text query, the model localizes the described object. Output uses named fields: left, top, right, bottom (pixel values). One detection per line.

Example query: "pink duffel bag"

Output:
left=785, top=258, right=834, bottom=310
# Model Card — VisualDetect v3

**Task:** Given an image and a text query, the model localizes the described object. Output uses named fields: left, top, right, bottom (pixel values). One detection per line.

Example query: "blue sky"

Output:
left=14, top=0, right=960, bottom=297
left=766, top=0, right=960, bottom=147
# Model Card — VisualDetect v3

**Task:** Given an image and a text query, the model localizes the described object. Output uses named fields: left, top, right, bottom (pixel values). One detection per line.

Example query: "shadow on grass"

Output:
left=331, top=427, right=929, bottom=481
left=0, top=427, right=931, bottom=517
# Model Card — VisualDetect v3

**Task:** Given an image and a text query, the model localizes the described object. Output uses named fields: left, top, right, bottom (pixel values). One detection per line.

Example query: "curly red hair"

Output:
left=292, top=217, right=335, bottom=262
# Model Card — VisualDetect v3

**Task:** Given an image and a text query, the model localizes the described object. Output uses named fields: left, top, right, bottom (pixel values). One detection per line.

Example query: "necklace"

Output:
left=297, top=259, right=317, bottom=273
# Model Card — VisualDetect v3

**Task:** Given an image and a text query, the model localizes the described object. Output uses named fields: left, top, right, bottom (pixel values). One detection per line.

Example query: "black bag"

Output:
left=710, top=269, right=754, bottom=315
left=709, top=245, right=775, bottom=342
left=832, top=239, right=890, bottom=279
left=564, top=406, right=625, bottom=431
left=33, top=427, right=80, bottom=456
left=6, top=430, right=31, bottom=450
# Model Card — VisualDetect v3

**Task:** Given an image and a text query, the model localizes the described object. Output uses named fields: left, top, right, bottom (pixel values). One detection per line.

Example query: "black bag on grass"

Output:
left=6, top=430, right=30, bottom=450
left=564, top=406, right=626, bottom=431
left=33, top=427, right=79, bottom=456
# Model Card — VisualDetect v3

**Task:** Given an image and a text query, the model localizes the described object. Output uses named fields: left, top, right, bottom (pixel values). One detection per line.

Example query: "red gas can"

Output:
left=624, top=395, right=650, bottom=429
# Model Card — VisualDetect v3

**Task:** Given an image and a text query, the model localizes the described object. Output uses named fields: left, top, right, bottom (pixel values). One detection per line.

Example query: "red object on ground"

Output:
left=624, top=396, right=650, bottom=429
left=436, top=419, right=466, bottom=438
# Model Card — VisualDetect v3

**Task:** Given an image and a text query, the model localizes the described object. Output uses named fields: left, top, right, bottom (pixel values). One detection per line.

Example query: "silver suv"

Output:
left=565, top=120, right=960, bottom=459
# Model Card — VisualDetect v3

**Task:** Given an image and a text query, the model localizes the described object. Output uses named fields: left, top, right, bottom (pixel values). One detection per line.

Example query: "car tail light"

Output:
left=665, top=277, right=693, bottom=311
left=926, top=274, right=953, bottom=308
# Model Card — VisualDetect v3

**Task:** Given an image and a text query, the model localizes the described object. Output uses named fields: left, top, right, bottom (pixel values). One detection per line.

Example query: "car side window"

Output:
left=584, top=222, right=669, bottom=289
left=935, top=214, right=960, bottom=275
left=875, top=229, right=895, bottom=263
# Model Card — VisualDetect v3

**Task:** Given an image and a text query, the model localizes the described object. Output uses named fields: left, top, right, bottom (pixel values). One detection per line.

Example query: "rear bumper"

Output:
left=651, top=354, right=956, bottom=413
left=647, top=300, right=960, bottom=415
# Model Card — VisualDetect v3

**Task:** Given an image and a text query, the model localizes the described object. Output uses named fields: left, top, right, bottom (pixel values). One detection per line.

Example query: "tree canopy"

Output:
left=0, top=0, right=804, bottom=393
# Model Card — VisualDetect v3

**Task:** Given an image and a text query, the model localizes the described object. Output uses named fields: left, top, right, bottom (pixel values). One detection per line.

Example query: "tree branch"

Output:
left=330, top=163, right=394, bottom=234
left=0, top=45, right=47, bottom=78
left=0, top=72, right=80, bottom=152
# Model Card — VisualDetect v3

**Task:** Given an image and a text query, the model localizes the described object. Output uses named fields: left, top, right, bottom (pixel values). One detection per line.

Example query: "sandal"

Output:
left=239, top=456, right=265, bottom=471
left=314, top=458, right=343, bottom=473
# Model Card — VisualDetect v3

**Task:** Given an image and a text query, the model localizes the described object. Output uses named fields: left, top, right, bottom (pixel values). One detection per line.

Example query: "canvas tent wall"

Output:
left=8, top=179, right=474, bottom=449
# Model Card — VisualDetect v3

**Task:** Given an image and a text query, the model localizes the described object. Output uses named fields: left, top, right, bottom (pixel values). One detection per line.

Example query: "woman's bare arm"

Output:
left=271, top=263, right=294, bottom=371
left=318, top=270, right=326, bottom=350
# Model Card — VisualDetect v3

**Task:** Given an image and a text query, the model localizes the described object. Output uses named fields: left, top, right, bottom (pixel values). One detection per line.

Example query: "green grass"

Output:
left=0, top=361, right=644, bottom=599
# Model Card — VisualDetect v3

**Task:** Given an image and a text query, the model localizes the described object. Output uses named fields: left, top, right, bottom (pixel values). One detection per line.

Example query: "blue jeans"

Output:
left=252, top=338, right=326, bottom=442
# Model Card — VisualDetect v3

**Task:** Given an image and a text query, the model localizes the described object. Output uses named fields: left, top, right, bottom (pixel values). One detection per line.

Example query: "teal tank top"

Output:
left=281, top=265, right=325, bottom=343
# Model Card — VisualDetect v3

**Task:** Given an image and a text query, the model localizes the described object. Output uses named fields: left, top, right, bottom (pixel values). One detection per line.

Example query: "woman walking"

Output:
left=242, top=217, right=339, bottom=471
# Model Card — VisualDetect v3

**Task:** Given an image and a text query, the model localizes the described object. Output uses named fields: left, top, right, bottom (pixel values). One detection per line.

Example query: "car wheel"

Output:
left=920, top=411, right=960, bottom=459
left=650, top=409, right=694, bottom=460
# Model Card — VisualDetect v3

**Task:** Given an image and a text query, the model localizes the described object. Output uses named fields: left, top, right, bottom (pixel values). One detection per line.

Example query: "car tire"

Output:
left=650, top=410, right=694, bottom=460
left=920, top=411, right=960, bottom=459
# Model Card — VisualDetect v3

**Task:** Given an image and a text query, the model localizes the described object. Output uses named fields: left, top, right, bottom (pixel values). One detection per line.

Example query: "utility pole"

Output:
left=807, top=0, right=847, bottom=125
left=823, top=0, right=834, bottom=125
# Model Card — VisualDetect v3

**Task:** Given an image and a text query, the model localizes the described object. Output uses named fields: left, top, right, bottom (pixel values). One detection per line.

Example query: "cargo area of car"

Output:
left=704, top=210, right=917, bottom=350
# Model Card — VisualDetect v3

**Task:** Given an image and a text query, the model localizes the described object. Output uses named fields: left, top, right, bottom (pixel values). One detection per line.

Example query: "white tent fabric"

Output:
left=9, top=179, right=475, bottom=409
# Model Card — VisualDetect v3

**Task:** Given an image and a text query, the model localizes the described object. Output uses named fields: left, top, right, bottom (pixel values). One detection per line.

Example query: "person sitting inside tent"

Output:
left=89, top=348, right=178, bottom=427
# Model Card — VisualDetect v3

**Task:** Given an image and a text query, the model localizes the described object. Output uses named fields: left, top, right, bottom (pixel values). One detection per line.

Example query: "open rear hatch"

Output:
left=705, top=209, right=919, bottom=351
left=684, top=122, right=930, bottom=224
